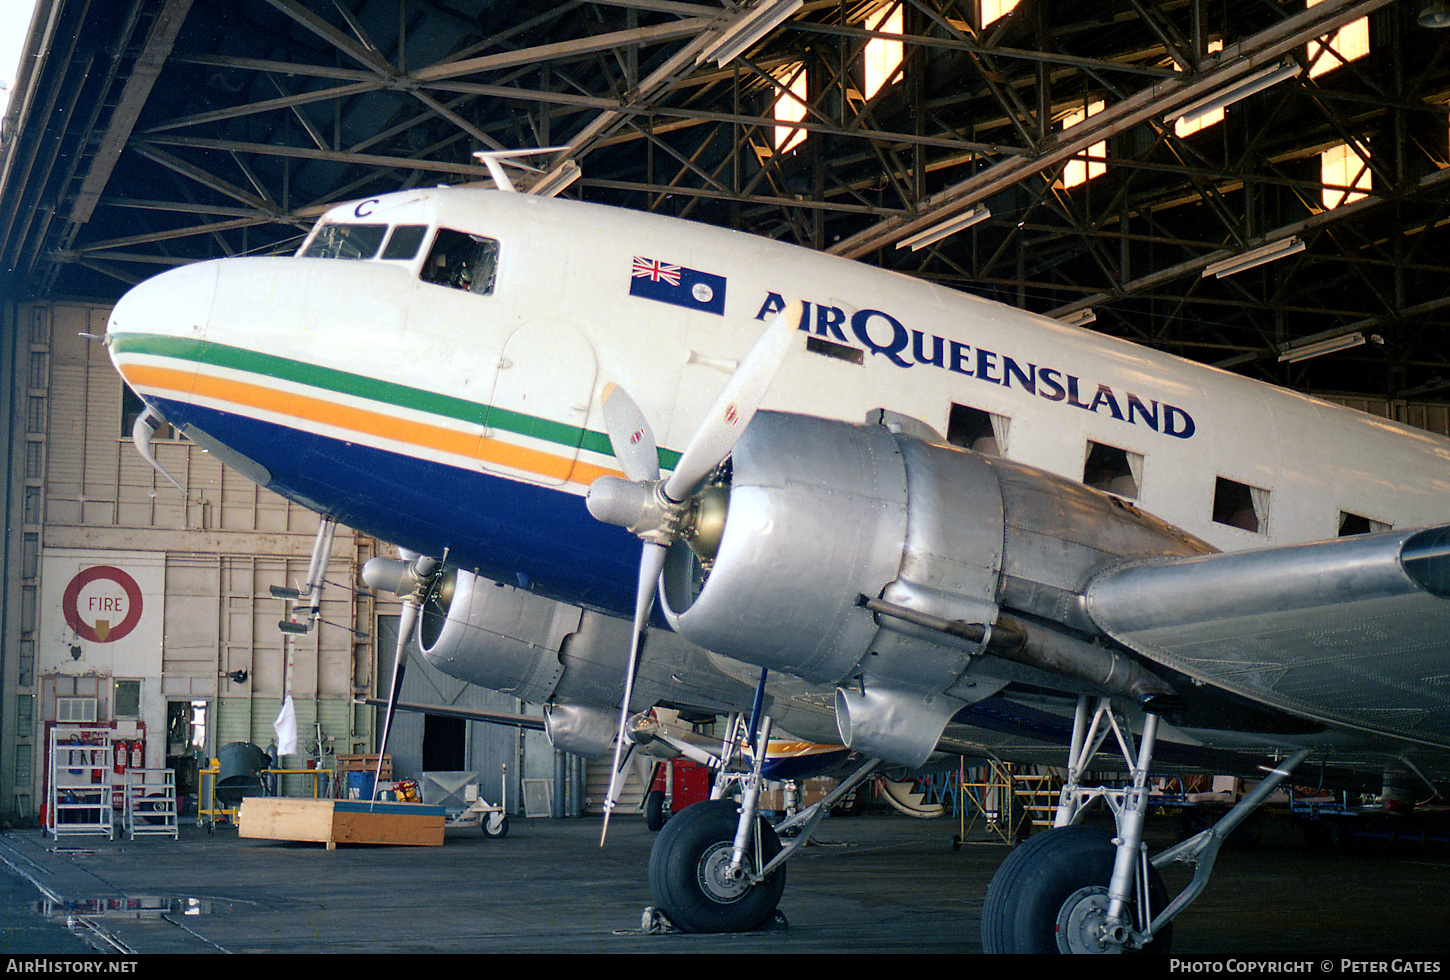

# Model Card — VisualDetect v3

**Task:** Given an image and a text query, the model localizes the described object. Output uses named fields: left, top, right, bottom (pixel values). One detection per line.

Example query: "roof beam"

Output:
left=71, top=0, right=193, bottom=225
left=829, top=0, right=1398, bottom=259
left=259, top=0, right=396, bottom=77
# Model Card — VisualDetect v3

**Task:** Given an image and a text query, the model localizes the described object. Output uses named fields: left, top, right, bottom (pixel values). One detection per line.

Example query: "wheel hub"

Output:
left=1055, top=885, right=1125, bottom=954
left=696, top=842, right=752, bottom=904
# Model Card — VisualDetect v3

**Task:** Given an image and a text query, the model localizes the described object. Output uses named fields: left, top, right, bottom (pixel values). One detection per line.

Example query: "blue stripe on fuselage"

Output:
left=149, top=397, right=642, bottom=615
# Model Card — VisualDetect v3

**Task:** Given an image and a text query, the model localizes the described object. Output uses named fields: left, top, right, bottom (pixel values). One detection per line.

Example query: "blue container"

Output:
left=347, top=771, right=376, bottom=800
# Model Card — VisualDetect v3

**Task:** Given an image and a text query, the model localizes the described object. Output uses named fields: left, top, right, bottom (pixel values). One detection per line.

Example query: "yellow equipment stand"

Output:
left=198, top=763, right=332, bottom=830
left=955, top=761, right=1058, bottom=848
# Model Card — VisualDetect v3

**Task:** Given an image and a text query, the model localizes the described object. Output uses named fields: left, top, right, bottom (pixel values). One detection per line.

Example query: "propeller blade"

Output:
left=594, top=306, right=798, bottom=842
left=600, top=383, right=661, bottom=483
left=374, top=594, right=419, bottom=803
left=600, top=539, right=667, bottom=845
left=662, top=301, right=801, bottom=502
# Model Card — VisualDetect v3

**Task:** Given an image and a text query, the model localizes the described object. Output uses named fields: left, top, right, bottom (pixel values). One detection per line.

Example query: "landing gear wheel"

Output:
left=482, top=812, right=509, bottom=838
left=644, top=789, right=669, bottom=831
left=981, top=825, right=1172, bottom=954
left=647, top=798, right=786, bottom=933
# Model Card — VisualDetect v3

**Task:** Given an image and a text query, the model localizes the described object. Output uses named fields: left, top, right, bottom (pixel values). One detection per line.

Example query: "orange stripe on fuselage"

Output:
left=119, top=362, right=620, bottom=486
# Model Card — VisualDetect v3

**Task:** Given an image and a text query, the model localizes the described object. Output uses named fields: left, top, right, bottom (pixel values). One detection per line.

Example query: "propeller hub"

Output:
left=362, top=555, right=443, bottom=598
left=586, top=476, right=684, bottom=545
left=683, top=482, right=730, bottom=563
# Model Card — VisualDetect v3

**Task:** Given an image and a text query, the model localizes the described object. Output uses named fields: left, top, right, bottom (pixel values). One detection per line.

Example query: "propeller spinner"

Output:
left=585, top=302, right=802, bottom=844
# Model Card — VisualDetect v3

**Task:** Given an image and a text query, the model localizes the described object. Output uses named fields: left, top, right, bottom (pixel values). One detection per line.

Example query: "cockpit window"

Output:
left=382, top=225, right=428, bottom=260
left=422, top=228, right=499, bottom=295
left=302, top=223, right=388, bottom=259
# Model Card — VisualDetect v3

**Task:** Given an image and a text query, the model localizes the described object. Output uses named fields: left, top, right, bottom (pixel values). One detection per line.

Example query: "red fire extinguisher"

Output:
left=131, top=739, right=143, bottom=770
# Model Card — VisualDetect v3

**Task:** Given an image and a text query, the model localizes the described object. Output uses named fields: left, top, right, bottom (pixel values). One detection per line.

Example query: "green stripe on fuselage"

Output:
left=109, top=333, right=681, bottom=469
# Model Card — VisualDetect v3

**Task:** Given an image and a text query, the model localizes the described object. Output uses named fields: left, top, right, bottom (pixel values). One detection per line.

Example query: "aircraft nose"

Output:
left=106, top=260, right=220, bottom=346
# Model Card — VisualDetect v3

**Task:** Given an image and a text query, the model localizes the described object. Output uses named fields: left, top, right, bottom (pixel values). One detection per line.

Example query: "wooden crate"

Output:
left=238, top=798, right=444, bottom=849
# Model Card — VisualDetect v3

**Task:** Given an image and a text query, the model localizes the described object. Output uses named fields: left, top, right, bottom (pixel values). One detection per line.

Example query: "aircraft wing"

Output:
left=1083, top=524, right=1450, bottom=753
left=359, top=698, right=547, bottom=731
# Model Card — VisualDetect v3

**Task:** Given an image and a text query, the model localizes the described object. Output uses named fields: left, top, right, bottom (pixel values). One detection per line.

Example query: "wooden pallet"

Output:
left=238, top=797, right=444, bottom=849
left=334, top=754, right=392, bottom=780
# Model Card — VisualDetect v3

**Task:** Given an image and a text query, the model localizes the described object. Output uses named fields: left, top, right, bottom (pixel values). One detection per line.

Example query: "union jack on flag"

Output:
left=632, top=257, right=682, bottom=286
left=628, top=255, right=727, bottom=315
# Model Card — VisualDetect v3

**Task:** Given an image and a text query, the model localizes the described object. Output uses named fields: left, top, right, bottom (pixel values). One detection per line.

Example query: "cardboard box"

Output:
left=758, top=777, right=837, bottom=813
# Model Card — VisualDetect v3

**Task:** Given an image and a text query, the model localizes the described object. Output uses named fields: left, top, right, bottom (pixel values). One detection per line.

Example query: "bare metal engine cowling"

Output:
left=416, top=569, right=576, bottom=705
left=658, top=411, right=1208, bottom=766
left=409, top=569, right=627, bottom=757
left=408, top=567, right=821, bottom=756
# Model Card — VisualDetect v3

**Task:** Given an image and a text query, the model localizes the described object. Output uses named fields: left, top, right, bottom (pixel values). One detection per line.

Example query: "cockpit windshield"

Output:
left=301, top=222, right=431, bottom=262
left=302, top=223, right=388, bottom=260
left=422, top=228, right=499, bottom=295
left=299, top=220, right=497, bottom=295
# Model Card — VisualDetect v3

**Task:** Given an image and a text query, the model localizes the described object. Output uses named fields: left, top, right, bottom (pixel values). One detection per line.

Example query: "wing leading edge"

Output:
left=1084, top=525, right=1450, bottom=752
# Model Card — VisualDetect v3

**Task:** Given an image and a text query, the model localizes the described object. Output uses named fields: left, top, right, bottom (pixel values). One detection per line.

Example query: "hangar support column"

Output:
left=0, top=299, right=45, bottom=824
left=0, top=299, right=24, bottom=824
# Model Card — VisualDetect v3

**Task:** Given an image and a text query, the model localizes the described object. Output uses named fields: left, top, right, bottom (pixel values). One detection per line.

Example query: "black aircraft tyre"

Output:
left=980, top=824, right=1172, bottom=954
left=647, top=798, right=786, bottom=933
left=644, top=789, right=669, bottom=831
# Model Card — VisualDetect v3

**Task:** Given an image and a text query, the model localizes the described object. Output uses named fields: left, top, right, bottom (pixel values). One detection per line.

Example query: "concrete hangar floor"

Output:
left=0, top=809, right=1447, bottom=958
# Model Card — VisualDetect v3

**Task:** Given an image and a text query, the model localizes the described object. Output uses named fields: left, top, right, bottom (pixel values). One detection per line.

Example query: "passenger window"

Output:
left=1339, top=512, right=1390, bottom=536
left=302, top=223, right=387, bottom=259
left=382, top=225, right=428, bottom=260
left=1213, top=477, right=1269, bottom=533
left=423, top=228, right=500, bottom=294
left=1082, top=441, right=1142, bottom=499
left=946, top=403, right=1008, bottom=456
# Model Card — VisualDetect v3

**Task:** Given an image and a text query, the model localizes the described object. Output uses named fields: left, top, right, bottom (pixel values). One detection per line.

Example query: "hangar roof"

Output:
left=2, top=0, right=1448, bottom=398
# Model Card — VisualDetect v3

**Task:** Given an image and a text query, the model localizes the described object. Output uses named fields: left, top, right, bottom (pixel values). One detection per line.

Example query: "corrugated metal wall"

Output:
left=9, top=301, right=384, bottom=818
left=1319, top=394, right=1450, bottom=437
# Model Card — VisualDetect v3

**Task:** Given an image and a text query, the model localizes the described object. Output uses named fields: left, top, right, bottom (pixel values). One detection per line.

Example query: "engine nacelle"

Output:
left=405, top=565, right=836, bottom=756
left=660, top=411, right=1208, bottom=766
left=542, top=703, right=619, bottom=759
left=416, top=568, right=576, bottom=704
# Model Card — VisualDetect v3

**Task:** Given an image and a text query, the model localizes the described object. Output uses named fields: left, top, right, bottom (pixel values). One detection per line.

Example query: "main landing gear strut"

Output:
left=641, top=710, right=882, bottom=934
left=981, top=696, right=1310, bottom=954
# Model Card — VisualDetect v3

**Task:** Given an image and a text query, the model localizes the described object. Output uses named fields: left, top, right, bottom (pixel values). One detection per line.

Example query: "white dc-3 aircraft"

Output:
left=104, top=181, right=1450, bottom=953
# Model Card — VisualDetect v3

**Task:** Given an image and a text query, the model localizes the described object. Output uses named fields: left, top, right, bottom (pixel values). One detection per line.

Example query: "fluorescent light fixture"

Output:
left=1278, top=332, right=1365, bottom=363
left=896, top=206, right=991, bottom=251
left=1167, top=58, right=1300, bottom=128
left=1421, top=2, right=1450, bottom=28
left=699, top=0, right=803, bottom=67
left=1058, top=308, right=1097, bottom=327
left=527, top=160, right=582, bottom=198
left=1203, top=237, right=1305, bottom=278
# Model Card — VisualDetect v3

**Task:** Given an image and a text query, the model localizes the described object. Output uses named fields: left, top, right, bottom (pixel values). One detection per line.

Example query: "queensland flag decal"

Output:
left=630, top=256, right=727, bottom=315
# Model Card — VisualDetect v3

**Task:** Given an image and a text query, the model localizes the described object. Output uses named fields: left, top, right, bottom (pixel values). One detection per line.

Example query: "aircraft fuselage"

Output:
left=105, top=188, right=1450, bottom=626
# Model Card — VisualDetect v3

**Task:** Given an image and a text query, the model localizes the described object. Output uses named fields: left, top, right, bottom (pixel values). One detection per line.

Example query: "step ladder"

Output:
left=47, top=727, right=114, bottom=840
left=584, top=755, right=647, bottom=816
left=123, top=768, right=179, bottom=840
left=958, top=762, right=1060, bottom=844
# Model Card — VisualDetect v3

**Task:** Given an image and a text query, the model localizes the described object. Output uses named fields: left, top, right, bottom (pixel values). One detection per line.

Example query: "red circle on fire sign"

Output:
left=62, top=566, right=144, bottom=644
